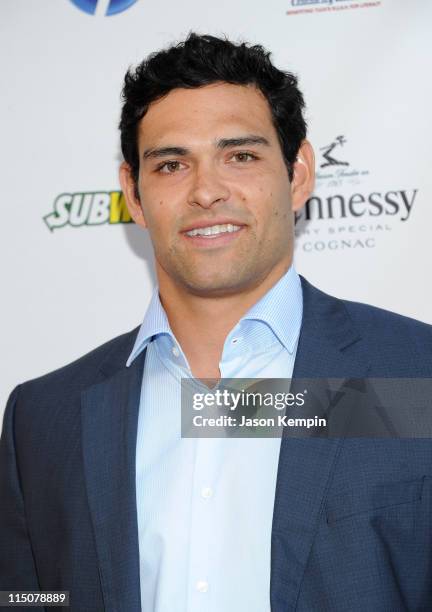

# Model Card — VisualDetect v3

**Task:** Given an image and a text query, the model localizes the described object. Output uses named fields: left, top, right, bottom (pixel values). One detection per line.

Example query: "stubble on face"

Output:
left=136, top=82, right=295, bottom=298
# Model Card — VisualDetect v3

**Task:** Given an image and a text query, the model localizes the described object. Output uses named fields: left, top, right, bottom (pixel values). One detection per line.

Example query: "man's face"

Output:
left=121, top=82, right=313, bottom=297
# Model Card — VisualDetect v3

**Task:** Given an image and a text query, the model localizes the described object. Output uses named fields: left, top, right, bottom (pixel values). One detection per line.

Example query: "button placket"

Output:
left=186, top=437, right=220, bottom=610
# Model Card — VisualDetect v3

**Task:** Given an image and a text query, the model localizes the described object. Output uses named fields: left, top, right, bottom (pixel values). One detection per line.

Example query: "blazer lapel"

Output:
left=81, top=345, right=145, bottom=612
left=270, top=276, right=371, bottom=611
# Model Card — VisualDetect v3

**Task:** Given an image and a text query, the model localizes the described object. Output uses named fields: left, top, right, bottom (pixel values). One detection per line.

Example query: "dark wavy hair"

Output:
left=119, top=33, right=307, bottom=185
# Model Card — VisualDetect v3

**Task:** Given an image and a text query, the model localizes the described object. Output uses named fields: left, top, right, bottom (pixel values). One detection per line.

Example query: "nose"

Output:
left=187, top=162, right=231, bottom=209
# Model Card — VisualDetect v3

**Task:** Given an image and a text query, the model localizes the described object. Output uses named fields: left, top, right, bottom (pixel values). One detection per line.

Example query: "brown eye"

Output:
left=162, top=161, right=181, bottom=173
left=233, top=152, right=255, bottom=162
left=156, top=160, right=186, bottom=174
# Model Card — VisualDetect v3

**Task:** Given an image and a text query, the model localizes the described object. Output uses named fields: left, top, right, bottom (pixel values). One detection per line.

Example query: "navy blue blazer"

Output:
left=1, top=276, right=432, bottom=612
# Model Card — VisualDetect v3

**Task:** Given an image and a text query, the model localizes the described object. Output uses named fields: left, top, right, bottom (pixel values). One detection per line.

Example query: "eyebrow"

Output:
left=142, top=135, right=270, bottom=160
left=143, top=146, right=188, bottom=160
left=217, top=135, right=270, bottom=149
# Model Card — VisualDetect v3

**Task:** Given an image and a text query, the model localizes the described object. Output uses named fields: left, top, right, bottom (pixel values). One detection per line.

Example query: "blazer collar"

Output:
left=81, top=343, right=145, bottom=612
left=271, top=275, right=371, bottom=611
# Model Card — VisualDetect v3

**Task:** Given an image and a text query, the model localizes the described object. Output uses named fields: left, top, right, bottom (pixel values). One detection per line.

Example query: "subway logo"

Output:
left=44, top=191, right=133, bottom=231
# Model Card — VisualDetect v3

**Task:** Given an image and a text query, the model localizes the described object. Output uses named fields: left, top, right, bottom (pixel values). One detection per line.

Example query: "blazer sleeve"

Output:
left=0, top=386, right=41, bottom=593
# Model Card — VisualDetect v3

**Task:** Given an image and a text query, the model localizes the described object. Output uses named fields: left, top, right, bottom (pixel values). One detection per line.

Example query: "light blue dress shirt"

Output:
left=126, top=266, right=303, bottom=612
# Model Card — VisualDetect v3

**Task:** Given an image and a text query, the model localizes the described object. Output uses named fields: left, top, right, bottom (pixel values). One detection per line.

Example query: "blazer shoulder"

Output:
left=341, top=298, right=432, bottom=370
left=342, top=298, right=432, bottom=339
left=299, top=276, right=432, bottom=374
left=301, top=275, right=432, bottom=342
left=17, top=326, right=140, bottom=400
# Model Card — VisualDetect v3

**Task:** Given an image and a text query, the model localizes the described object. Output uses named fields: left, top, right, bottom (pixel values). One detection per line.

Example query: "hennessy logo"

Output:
left=320, top=135, right=349, bottom=168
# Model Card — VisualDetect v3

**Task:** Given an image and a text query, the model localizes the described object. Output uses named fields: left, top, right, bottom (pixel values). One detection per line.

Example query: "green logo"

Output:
left=44, top=191, right=133, bottom=231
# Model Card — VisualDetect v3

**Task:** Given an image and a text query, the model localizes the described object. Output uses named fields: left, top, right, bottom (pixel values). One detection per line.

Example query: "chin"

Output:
left=183, top=281, right=238, bottom=297
left=180, top=271, right=260, bottom=297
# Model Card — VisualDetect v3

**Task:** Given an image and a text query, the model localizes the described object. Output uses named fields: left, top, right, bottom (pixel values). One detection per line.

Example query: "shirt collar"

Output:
left=126, top=265, right=302, bottom=367
left=237, top=265, right=302, bottom=354
left=126, top=287, right=173, bottom=367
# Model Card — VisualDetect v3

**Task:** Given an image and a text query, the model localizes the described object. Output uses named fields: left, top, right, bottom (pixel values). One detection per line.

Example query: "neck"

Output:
left=157, top=261, right=291, bottom=378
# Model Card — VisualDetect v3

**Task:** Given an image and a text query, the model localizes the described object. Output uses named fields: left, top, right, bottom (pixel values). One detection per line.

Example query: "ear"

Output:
left=290, top=139, right=315, bottom=213
left=119, top=162, right=147, bottom=228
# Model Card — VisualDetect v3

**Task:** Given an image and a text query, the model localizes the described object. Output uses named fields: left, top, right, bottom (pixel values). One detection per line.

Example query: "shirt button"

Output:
left=201, top=486, right=213, bottom=499
left=232, top=338, right=239, bottom=344
left=172, top=346, right=180, bottom=357
left=196, top=580, right=209, bottom=593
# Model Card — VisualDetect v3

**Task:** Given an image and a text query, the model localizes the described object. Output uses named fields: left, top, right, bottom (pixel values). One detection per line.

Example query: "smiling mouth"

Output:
left=184, top=223, right=242, bottom=238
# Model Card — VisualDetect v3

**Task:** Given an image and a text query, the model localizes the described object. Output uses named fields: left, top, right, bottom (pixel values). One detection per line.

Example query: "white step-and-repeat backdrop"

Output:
left=2, top=0, right=431, bottom=417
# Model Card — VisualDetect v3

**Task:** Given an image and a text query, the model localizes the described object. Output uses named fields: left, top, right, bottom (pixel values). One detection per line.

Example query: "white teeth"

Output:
left=186, top=223, right=241, bottom=237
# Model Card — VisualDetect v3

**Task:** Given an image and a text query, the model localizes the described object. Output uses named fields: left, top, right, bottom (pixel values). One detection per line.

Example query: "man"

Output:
left=1, top=33, right=432, bottom=612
